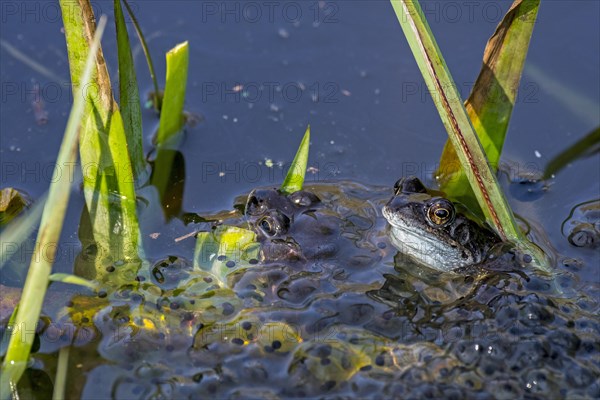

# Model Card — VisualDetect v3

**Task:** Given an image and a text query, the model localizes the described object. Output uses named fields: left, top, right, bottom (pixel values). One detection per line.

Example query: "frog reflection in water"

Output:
left=244, top=188, right=340, bottom=262
left=382, top=176, right=501, bottom=272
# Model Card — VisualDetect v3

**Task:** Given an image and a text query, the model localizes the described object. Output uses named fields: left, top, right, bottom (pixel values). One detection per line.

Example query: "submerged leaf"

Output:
left=0, top=192, right=45, bottom=271
left=543, top=126, right=600, bottom=179
left=48, top=273, right=99, bottom=290
left=525, top=62, right=600, bottom=126
left=280, top=125, right=311, bottom=195
left=149, top=149, right=186, bottom=219
left=0, top=188, right=31, bottom=225
left=437, top=0, right=540, bottom=213
left=194, top=225, right=260, bottom=286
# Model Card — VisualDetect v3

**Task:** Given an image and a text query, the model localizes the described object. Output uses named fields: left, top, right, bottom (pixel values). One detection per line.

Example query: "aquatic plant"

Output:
left=390, top=0, right=547, bottom=268
left=0, top=17, right=108, bottom=397
left=156, top=42, right=189, bottom=145
left=114, top=0, right=145, bottom=180
left=61, top=0, right=141, bottom=284
left=543, top=126, right=600, bottom=179
left=1, top=0, right=193, bottom=392
left=281, top=125, right=311, bottom=195
left=437, top=0, right=540, bottom=211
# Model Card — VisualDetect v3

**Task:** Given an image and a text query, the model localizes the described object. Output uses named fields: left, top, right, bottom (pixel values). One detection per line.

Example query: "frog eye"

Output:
left=426, top=198, right=455, bottom=227
left=256, top=211, right=290, bottom=237
left=259, top=217, right=277, bottom=236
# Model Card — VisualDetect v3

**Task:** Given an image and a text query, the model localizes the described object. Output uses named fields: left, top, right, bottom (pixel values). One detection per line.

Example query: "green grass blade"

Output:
left=437, top=0, right=540, bottom=212
left=0, top=17, right=107, bottom=397
left=280, top=125, right=311, bottom=195
left=156, top=41, right=189, bottom=145
left=60, top=0, right=141, bottom=283
left=122, top=0, right=161, bottom=111
left=114, top=0, right=145, bottom=181
left=543, top=126, right=600, bottom=179
left=52, top=346, right=70, bottom=400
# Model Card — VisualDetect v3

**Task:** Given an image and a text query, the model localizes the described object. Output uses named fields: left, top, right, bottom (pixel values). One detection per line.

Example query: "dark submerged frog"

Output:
left=244, top=188, right=340, bottom=262
left=382, top=176, right=501, bottom=272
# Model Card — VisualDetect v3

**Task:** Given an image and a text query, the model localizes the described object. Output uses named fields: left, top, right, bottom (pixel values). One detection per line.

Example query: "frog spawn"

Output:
left=563, top=200, right=600, bottom=248
left=21, top=183, right=599, bottom=398
left=365, top=261, right=600, bottom=399
left=79, top=185, right=451, bottom=397
left=102, top=311, right=459, bottom=398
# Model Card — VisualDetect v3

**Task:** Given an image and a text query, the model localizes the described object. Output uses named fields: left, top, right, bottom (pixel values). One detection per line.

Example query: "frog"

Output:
left=243, top=188, right=340, bottom=262
left=382, top=176, right=501, bottom=272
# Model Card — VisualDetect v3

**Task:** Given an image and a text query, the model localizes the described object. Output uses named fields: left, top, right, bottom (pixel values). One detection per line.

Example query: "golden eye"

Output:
left=426, top=199, right=455, bottom=227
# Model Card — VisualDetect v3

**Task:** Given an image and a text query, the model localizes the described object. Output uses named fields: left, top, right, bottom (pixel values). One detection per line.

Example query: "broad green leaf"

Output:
left=114, top=0, right=145, bottom=181
left=543, top=126, right=600, bottom=179
left=437, top=0, right=540, bottom=213
left=0, top=16, right=107, bottom=398
left=280, top=125, right=311, bottom=195
left=48, top=273, right=99, bottom=290
left=60, top=0, right=141, bottom=283
left=156, top=41, right=189, bottom=145
left=194, top=226, right=260, bottom=286
left=389, top=1, right=528, bottom=246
